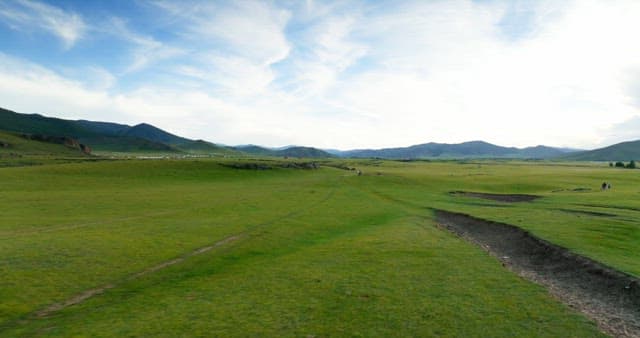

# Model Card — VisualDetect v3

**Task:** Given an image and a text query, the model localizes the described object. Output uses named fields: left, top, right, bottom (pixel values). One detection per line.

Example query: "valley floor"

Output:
left=1, top=158, right=638, bottom=337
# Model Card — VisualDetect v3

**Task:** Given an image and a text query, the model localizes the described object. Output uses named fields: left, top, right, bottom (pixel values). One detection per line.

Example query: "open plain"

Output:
left=1, top=158, right=638, bottom=337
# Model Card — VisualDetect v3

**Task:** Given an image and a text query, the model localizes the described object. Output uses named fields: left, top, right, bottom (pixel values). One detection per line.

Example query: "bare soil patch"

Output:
left=435, top=210, right=640, bottom=338
left=449, top=191, right=541, bottom=202
left=557, top=209, right=618, bottom=218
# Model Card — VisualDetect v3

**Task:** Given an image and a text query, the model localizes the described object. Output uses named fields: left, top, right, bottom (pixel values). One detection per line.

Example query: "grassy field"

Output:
left=1, top=158, right=637, bottom=336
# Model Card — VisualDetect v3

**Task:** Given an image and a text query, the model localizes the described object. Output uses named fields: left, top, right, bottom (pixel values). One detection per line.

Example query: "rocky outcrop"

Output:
left=21, top=134, right=92, bottom=155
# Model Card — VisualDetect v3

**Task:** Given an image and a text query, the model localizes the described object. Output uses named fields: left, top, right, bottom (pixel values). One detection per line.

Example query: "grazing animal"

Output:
left=601, top=182, right=611, bottom=191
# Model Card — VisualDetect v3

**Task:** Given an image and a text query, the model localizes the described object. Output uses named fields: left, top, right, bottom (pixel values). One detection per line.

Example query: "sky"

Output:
left=0, top=0, right=639, bottom=150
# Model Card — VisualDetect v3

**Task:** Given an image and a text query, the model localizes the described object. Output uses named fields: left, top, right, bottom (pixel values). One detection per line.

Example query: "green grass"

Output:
left=0, top=131, right=86, bottom=157
left=2, top=158, right=635, bottom=336
left=0, top=130, right=93, bottom=168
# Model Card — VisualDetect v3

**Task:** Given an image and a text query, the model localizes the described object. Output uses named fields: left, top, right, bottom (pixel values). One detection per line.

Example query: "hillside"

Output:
left=0, top=107, right=588, bottom=159
left=276, top=146, right=334, bottom=158
left=235, top=145, right=276, bottom=156
left=341, top=141, right=572, bottom=159
left=119, top=123, right=190, bottom=145
left=235, top=145, right=334, bottom=158
left=0, top=108, right=176, bottom=152
left=0, top=130, right=90, bottom=157
left=564, top=140, right=640, bottom=161
left=0, top=107, right=237, bottom=155
left=174, top=140, right=238, bottom=155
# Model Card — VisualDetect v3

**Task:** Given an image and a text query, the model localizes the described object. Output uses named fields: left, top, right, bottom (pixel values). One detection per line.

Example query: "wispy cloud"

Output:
left=0, top=0, right=639, bottom=149
left=0, top=0, right=86, bottom=49
left=153, top=1, right=291, bottom=96
left=156, top=0, right=291, bottom=64
left=104, top=17, right=183, bottom=74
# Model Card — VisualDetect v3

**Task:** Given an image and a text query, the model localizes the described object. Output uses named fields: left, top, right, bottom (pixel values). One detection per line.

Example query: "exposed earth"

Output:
left=436, top=210, right=640, bottom=338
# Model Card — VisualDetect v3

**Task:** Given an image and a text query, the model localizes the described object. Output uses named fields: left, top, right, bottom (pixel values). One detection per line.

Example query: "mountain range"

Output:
left=330, top=141, right=576, bottom=159
left=0, top=107, right=234, bottom=154
left=1, top=107, right=639, bottom=161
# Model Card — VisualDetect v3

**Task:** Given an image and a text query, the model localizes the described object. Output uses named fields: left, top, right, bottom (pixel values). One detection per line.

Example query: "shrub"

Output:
left=626, top=160, right=636, bottom=169
left=615, top=161, right=625, bottom=168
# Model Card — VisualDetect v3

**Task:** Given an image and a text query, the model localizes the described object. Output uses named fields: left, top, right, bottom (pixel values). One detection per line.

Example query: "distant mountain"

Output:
left=340, top=141, right=574, bottom=159
left=322, top=148, right=346, bottom=156
left=174, top=139, right=236, bottom=155
left=277, top=146, right=334, bottom=158
left=0, top=107, right=236, bottom=155
left=119, top=123, right=190, bottom=145
left=76, top=120, right=130, bottom=135
left=0, top=107, right=172, bottom=152
left=519, top=145, right=576, bottom=159
left=235, top=145, right=334, bottom=158
left=1, top=106, right=596, bottom=160
left=563, top=140, right=640, bottom=161
left=235, top=145, right=275, bottom=156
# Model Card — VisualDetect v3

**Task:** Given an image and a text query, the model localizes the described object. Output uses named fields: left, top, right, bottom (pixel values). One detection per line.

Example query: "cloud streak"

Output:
left=0, top=0, right=639, bottom=150
left=0, top=0, right=85, bottom=48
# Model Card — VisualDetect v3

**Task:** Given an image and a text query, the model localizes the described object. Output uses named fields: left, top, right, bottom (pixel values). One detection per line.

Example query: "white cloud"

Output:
left=319, top=0, right=640, bottom=149
left=0, top=0, right=85, bottom=48
left=1, top=0, right=640, bottom=150
left=154, top=1, right=291, bottom=96
left=104, top=17, right=184, bottom=74
left=0, top=53, right=118, bottom=121
left=283, top=12, right=368, bottom=98
left=601, top=115, right=640, bottom=145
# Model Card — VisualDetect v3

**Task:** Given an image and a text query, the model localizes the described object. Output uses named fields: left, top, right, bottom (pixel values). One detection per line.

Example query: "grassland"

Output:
left=1, top=158, right=637, bottom=336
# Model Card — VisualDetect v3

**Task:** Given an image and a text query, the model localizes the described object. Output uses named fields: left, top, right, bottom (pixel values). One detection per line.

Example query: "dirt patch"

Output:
left=557, top=209, right=618, bottom=218
left=221, top=161, right=319, bottom=170
left=552, top=188, right=593, bottom=193
left=221, top=162, right=272, bottom=170
left=435, top=210, right=640, bottom=338
left=449, top=191, right=541, bottom=203
left=280, top=162, right=319, bottom=169
left=459, top=202, right=513, bottom=208
left=579, top=204, right=640, bottom=213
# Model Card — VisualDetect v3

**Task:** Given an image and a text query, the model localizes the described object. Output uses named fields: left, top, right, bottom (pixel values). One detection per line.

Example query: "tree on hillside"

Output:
left=626, top=160, right=636, bottom=169
left=615, top=161, right=625, bottom=168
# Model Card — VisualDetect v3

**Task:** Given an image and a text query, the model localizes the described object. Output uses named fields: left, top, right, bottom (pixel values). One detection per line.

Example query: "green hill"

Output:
left=341, top=141, right=572, bottom=159
left=0, top=131, right=90, bottom=157
left=0, top=107, right=239, bottom=155
left=276, top=146, right=334, bottom=158
left=235, top=145, right=275, bottom=156
left=0, top=108, right=176, bottom=153
left=174, top=140, right=238, bottom=155
left=235, top=145, right=334, bottom=158
left=564, top=140, right=640, bottom=161
left=119, top=123, right=190, bottom=145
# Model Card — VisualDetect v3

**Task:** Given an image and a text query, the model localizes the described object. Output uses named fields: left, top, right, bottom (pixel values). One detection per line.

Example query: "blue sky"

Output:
left=0, top=0, right=639, bottom=149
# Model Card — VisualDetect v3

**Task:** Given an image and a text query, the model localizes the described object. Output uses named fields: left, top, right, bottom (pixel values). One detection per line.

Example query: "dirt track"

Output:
left=25, top=187, right=338, bottom=321
left=35, top=234, right=243, bottom=318
left=436, top=210, right=640, bottom=338
left=449, top=191, right=541, bottom=202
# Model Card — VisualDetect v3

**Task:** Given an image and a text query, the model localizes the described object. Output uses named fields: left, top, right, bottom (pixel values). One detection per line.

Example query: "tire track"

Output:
left=34, top=234, right=243, bottom=318
left=11, top=185, right=338, bottom=326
